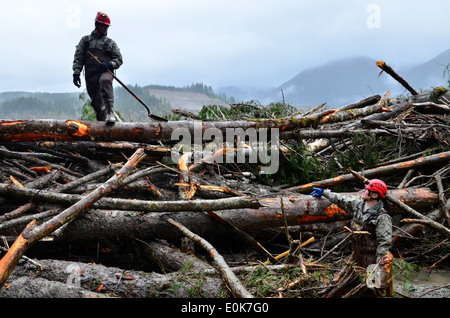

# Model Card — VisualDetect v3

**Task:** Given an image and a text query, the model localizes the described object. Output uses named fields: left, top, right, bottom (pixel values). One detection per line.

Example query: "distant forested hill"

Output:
left=0, top=92, right=80, bottom=119
left=218, top=49, right=450, bottom=108
left=0, top=83, right=226, bottom=120
left=113, top=85, right=171, bottom=121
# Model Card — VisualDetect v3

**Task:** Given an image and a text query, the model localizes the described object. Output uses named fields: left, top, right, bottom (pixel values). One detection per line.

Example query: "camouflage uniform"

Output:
left=73, top=30, right=123, bottom=121
left=322, top=189, right=393, bottom=296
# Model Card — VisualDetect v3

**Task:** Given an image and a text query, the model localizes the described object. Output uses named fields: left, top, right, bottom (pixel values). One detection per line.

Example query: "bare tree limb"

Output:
left=285, top=150, right=450, bottom=193
left=376, top=60, right=418, bottom=95
left=167, top=218, right=254, bottom=298
left=0, top=184, right=262, bottom=212
left=386, top=194, right=450, bottom=239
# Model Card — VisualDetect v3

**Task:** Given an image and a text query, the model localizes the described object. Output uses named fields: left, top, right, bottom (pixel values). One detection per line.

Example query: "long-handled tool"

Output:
left=87, top=51, right=168, bottom=122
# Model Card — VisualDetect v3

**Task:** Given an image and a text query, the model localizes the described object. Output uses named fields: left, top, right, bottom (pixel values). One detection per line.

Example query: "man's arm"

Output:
left=109, top=41, right=123, bottom=70
left=375, top=213, right=393, bottom=262
left=322, top=189, right=361, bottom=216
left=72, top=38, right=85, bottom=76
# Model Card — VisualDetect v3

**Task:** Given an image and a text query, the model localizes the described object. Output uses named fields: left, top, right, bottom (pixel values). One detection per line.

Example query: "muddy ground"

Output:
left=394, top=269, right=450, bottom=298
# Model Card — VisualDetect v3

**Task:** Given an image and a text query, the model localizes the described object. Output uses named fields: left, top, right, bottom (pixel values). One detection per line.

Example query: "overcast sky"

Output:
left=0, top=0, right=448, bottom=93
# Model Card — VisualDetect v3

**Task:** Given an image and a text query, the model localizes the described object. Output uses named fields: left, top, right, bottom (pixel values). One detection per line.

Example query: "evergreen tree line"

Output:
left=0, top=83, right=233, bottom=121
left=147, top=82, right=235, bottom=104
left=0, top=86, right=188, bottom=121
left=0, top=94, right=79, bottom=120
left=113, top=85, right=171, bottom=121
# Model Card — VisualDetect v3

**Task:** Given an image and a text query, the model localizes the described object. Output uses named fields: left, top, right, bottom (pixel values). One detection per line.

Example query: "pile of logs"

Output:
left=0, top=65, right=449, bottom=298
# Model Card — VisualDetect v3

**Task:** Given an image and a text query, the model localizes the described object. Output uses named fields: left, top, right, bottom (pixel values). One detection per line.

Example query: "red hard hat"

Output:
left=95, top=12, right=111, bottom=26
left=365, top=179, right=387, bottom=198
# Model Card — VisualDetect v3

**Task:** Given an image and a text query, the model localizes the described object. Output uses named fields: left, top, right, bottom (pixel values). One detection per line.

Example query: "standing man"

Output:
left=311, top=179, right=394, bottom=297
left=72, top=12, right=123, bottom=123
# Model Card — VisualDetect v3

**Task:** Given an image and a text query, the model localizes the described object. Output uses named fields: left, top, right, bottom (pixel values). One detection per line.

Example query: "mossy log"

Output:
left=0, top=103, right=386, bottom=143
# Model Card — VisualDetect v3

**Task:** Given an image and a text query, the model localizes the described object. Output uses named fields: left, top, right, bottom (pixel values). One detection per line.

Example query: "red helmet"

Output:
left=95, top=12, right=111, bottom=26
left=365, top=179, right=387, bottom=198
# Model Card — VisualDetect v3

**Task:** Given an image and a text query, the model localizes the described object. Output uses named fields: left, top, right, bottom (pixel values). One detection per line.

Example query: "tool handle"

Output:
left=87, top=51, right=167, bottom=122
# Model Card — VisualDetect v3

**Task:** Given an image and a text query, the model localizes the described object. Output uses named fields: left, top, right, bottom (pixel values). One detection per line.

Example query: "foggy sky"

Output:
left=0, top=0, right=448, bottom=93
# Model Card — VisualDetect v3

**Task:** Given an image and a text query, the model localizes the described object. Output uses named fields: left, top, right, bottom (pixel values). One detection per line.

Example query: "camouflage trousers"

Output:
left=85, top=71, right=114, bottom=121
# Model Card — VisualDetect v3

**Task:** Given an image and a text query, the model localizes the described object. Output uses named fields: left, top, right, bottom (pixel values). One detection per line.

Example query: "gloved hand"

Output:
left=99, top=61, right=112, bottom=72
left=73, top=74, right=81, bottom=88
left=311, top=187, right=324, bottom=197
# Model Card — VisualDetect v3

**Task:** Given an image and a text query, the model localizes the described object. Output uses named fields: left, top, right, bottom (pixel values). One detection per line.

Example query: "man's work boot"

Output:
left=105, top=109, right=116, bottom=124
left=95, top=106, right=107, bottom=122
left=102, top=96, right=116, bottom=124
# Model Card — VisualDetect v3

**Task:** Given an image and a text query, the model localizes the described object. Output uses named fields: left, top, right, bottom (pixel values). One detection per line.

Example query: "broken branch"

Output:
left=286, top=150, right=450, bottom=193
left=386, top=194, right=450, bottom=239
left=167, top=218, right=254, bottom=298
left=376, top=60, right=418, bottom=95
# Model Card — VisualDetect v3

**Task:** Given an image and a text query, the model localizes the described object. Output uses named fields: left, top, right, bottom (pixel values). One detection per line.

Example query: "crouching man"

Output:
left=311, top=179, right=393, bottom=297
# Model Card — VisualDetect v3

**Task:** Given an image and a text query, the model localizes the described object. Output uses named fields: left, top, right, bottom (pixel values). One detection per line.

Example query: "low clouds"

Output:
left=0, top=0, right=448, bottom=92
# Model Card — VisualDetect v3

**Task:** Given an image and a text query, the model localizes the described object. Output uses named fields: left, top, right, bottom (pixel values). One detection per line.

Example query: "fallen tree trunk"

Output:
left=0, top=104, right=387, bottom=144
left=0, top=185, right=262, bottom=212
left=0, top=276, right=109, bottom=298
left=281, top=127, right=420, bottom=140
left=2, top=258, right=227, bottom=298
left=50, top=188, right=436, bottom=246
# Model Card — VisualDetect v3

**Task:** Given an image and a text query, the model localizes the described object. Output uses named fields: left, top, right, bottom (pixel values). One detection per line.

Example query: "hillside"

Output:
left=275, top=56, right=388, bottom=107
left=272, top=50, right=450, bottom=108
left=400, top=48, right=450, bottom=91
left=218, top=49, right=450, bottom=108
left=0, top=89, right=171, bottom=121
left=0, top=85, right=213, bottom=120
left=0, top=92, right=80, bottom=120
left=146, top=88, right=228, bottom=112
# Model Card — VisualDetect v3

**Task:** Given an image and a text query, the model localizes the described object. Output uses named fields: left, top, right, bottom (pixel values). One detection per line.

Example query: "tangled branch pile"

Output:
left=0, top=71, right=449, bottom=298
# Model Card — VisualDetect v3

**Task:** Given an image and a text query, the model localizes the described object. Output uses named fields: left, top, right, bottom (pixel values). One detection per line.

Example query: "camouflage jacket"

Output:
left=72, top=30, right=123, bottom=76
left=322, top=189, right=392, bottom=261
